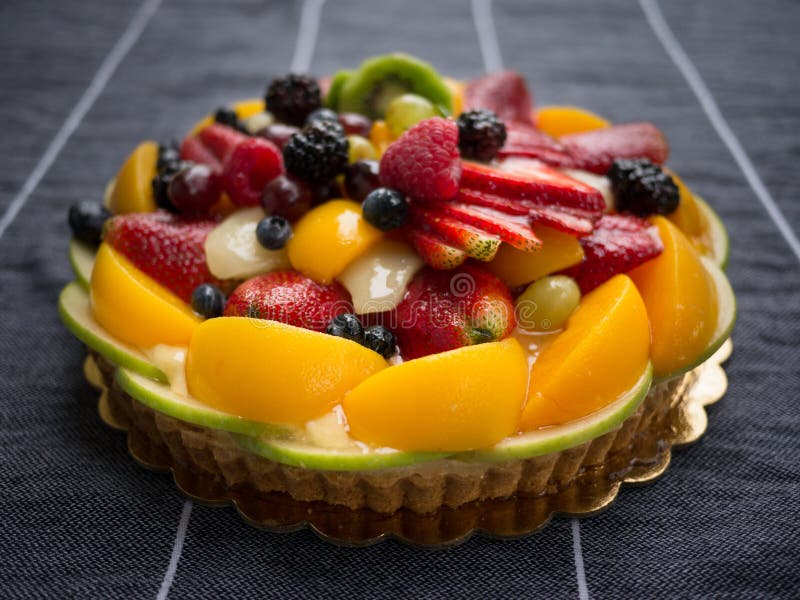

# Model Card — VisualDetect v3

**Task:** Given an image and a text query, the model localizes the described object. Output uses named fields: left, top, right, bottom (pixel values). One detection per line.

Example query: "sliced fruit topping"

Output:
left=521, top=275, right=651, bottom=429
left=104, top=211, right=221, bottom=302
left=560, top=122, right=670, bottom=174
left=91, top=244, right=200, bottom=348
left=195, top=123, right=246, bottom=164
left=338, top=239, right=424, bottom=314
left=407, top=229, right=467, bottom=270
left=534, top=105, right=610, bottom=138
left=496, top=121, right=577, bottom=166
left=336, top=53, right=454, bottom=119
left=379, top=117, right=461, bottom=201
left=343, top=339, right=528, bottom=451
left=109, top=141, right=159, bottom=214
left=186, top=317, right=386, bottom=425
left=223, top=271, right=352, bottom=333
left=69, top=238, right=96, bottom=289
left=282, top=121, right=348, bottom=184
left=608, top=158, right=679, bottom=216
left=488, top=226, right=584, bottom=287
left=457, top=108, right=507, bottom=162
left=204, top=207, right=290, bottom=280
left=560, top=214, right=664, bottom=293
left=287, top=199, right=383, bottom=284
left=463, top=71, right=534, bottom=124
left=68, top=201, right=111, bottom=246
left=265, top=74, right=322, bottom=126
left=515, top=275, right=581, bottom=332
left=324, top=69, right=351, bottom=109
left=180, top=135, right=221, bottom=171
left=391, top=263, right=515, bottom=359
left=411, top=207, right=501, bottom=261
left=436, top=203, right=541, bottom=252
left=628, top=217, right=719, bottom=379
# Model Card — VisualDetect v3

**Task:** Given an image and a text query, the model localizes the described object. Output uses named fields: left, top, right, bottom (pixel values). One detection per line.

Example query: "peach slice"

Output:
left=534, top=106, right=610, bottom=138
left=343, top=339, right=528, bottom=451
left=186, top=317, right=386, bottom=425
left=109, top=141, right=159, bottom=214
left=521, top=274, right=650, bottom=430
left=90, top=244, right=200, bottom=348
left=288, top=199, right=383, bottom=284
left=628, top=217, right=718, bottom=379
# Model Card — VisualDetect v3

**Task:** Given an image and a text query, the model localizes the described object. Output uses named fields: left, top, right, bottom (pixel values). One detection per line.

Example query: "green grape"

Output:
left=385, top=94, right=437, bottom=136
left=515, top=275, right=581, bottom=332
left=347, top=135, right=377, bottom=163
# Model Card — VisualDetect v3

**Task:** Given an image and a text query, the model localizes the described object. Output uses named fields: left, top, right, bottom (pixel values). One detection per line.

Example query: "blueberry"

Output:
left=361, top=188, right=408, bottom=230
left=68, top=201, right=111, bottom=246
left=326, top=313, right=365, bottom=344
left=157, top=142, right=181, bottom=173
left=191, top=284, right=225, bottom=319
left=305, top=108, right=339, bottom=127
left=214, top=107, right=247, bottom=133
left=256, top=216, right=292, bottom=250
left=363, top=325, right=397, bottom=359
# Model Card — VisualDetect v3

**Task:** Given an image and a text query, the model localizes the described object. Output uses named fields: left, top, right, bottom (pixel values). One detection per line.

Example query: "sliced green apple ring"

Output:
left=58, top=282, right=167, bottom=382
left=69, top=239, right=96, bottom=289
left=653, top=255, right=736, bottom=385
left=695, top=196, right=730, bottom=270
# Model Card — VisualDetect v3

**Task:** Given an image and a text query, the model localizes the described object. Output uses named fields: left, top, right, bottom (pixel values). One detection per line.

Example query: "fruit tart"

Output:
left=60, top=53, right=735, bottom=545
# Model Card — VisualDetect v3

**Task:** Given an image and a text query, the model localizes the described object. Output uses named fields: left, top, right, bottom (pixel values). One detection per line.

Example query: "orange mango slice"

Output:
left=109, top=141, right=159, bottom=214
left=628, top=217, right=718, bottom=378
left=90, top=244, right=200, bottom=348
left=186, top=317, right=386, bottom=425
left=343, top=339, right=528, bottom=451
left=521, top=275, right=650, bottom=430
left=488, top=226, right=584, bottom=287
left=534, top=106, right=610, bottom=138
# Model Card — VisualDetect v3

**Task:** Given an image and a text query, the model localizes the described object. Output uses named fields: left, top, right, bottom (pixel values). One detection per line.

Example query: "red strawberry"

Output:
left=560, top=123, right=670, bottom=174
left=391, top=264, right=515, bottom=359
left=224, top=271, right=352, bottom=332
left=180, top=136, right=222, bottom=171
left=497, top=121, right=576, bottom=166
left=463, top=71, right=534, bottom=124
left=222, top=137, right=284, bottom=206
left=197, top=123, right=248, bottom=163
left=379, top=117, right=461, bottom=201
left=437, top=203, right=542, bottom=252
left=412, top=207, right=501, bottom=261
left=103, top=211, right=221, bottom=302
left=407, top=229, right=467, bottom=270
left=560, top=214, right=663, bottom=293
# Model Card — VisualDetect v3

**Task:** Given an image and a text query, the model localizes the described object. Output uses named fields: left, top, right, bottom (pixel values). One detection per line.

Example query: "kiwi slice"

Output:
left=338, top=53, right=453, bottom=119
left=325, top=69, right=352, bottom=110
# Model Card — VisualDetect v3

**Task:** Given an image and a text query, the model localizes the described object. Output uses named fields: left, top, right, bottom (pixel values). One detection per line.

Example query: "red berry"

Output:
left=180, top=136, right=222, bottom=171
left=197, top=123, right=248, bottom=162
left=463, top=71, right=534, bottom=125
left=338, top=112, right=372, bottom=137
left=560, top=123, right=670, bottom=175
left=379, top=117, right=461, bottom=202
left=257, top=123, right=299, bottom=149
left=261, top=174, right=313, bottom=222
left=222, top=137, right=284, bottom=206
left=168, top=164, right=221, bottom=214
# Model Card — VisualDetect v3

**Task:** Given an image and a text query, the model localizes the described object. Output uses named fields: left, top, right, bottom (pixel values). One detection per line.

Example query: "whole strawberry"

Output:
left=391, top=263, right=515, bottom=359
left=224, top=271, right=353, bottom=332
left=103, top=211, right=221, bottom=302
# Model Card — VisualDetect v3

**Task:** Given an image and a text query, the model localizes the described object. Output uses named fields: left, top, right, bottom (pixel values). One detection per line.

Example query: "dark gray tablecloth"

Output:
left=1, top=1, right=798, bottom=597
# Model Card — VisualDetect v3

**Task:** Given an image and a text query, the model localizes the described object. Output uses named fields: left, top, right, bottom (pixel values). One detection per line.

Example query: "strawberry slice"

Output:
left=461, top=161, right=605, bottom=213
left=560, top=123, right=670, bottom=174
left=560, top=213, right=663, bottom=293
left=407, top=229, right=467, bottom=270
left=412, top=207, right=501, bottom=261
left=197, top=123, right=248, bottom=163
left=438, top=203, right=541, bottom=252
left=180, top=136, right=222, bottom=171
left=463, top=71, right=534, bottom=124
left=496, top=121, right=576, bottom=167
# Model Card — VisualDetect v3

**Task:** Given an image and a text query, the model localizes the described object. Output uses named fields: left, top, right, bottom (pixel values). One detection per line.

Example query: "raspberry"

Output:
left=379, top=117, right=461, bottom=202
left=221, top=137, right=284, bottom=206
left=457, top=109, right=507, bottom=161
left=265, top=74, right=321, bottom=126
left=283, top=121, right=348, bottom=183
left=608, top=158, right=679, bottom=216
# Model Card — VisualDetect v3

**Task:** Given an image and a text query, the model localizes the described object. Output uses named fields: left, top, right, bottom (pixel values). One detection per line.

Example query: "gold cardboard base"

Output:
left=83, top=340, right=731, bottom=547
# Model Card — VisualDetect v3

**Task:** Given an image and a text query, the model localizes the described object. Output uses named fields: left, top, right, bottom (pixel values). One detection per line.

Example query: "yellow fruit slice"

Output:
left=521, top=275, right=651, bottom=429
left=109, top=141, right=158, bottom=214
left=369, top=120, right=394, bottom=157
left=288, top=199, right=383, bottom=284
left=343, top=339, right=528, bottom=451
left=90, top=244, right=200, bottom=348
left=444, top=77, right=465, bottom=116
left=189, top=98, right=266, bottom=136
left=535, top=106, right=610, bottom=138
left=628, top=217, right=718, bottom=378
left=488, top=226, right=584, bottom=287
left=186, top=317, right=386, bottom=425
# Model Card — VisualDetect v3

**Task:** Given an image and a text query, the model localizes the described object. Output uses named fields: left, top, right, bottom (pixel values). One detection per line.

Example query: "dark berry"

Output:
left=168, top=164, right=221, bottom=214
left=261, top=174, right=313, bottom=221
left=283, top=121, right=348, bottom=183
left=255, top=215, right=292, bottom=250
left=214, top=106, right=247, bottom=133
left=363, top=325, right=397, bottom=359
left=157, top=142, right=181, bottom=172
left=326, top=313, right=365, bottom=344
left=338, top=112, right=372, bottom=137
left=68, top=201, right=111, bottom=245
left=310, top=179, right=339, bottom=205
left=457, top=109, right=507, bottom=162
left=265, top=74, right=321, bottom=126
left=256, top=123, right=300, bottom=150
left=191, top=284, right=225, bottom=319
left=344, top=160, right=380, bottom=202
left=607, top=158, right=679, bottom=216
left=361, top=188, right=408, bottom=230
left=306, top=108, right=339, bottom=127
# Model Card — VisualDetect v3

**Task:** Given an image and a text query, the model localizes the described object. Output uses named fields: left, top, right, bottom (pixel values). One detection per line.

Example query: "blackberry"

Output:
left=265, top=74, right=321, bottom=126
left=607, top=158, right=679, bottom=216
left=457, top=109, right=507, bottom=162
left=282, top=121, right=348, bottom=183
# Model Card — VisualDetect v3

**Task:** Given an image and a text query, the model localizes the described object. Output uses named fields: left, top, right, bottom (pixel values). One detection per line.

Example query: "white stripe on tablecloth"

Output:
left=290, top=0, right=327, bottom=73
left=641, top=0, right=800, bottom=266
left=571, top=519, right=591, bottom=600
left=156, top=501, right=193, bottom=600
left=471, top=0, right=504, bottom=73
left=0, top=0, right=163, bottom=243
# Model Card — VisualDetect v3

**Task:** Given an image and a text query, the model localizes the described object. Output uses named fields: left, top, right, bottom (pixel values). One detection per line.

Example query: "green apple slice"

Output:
left=116, top=367, right=282, bottom=437
left=695, top=196, right=730, bottom=270
left=58, top=281, right=166, bottom=382
left=69, top=239, right=96, bottom=289
left=653, top=255, right=736, bottom=384
left=462, top=364, right=653, bottom=463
